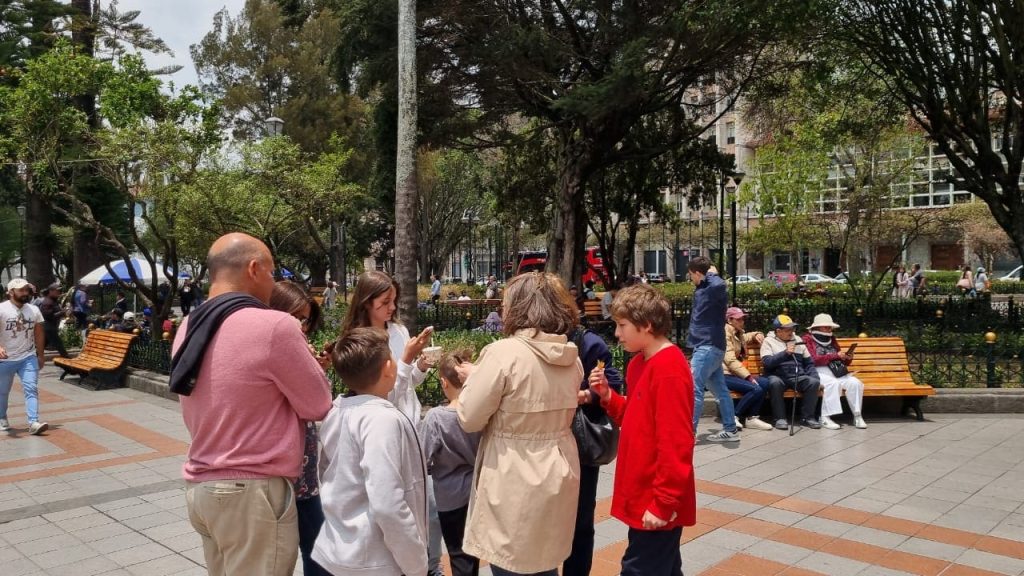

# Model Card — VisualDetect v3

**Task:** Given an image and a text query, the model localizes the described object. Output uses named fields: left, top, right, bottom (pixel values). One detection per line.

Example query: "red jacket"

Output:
left=601, top=345, right=695, bottom=530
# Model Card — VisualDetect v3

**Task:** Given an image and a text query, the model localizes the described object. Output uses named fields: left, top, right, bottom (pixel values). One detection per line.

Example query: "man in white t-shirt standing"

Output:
left=0, top=278, right=47, bottom=435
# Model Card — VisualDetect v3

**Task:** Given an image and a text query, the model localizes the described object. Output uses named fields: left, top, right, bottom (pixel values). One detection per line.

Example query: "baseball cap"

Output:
left=725, top=307, right=747, bottom=320
left=7, top=278, right=29, bottom=291
left=123, top=311, right=135, bottom=321
left=772, top=314, right=798, bottom=329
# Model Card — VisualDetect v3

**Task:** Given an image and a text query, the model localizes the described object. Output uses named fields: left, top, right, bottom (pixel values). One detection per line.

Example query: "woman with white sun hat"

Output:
left=801, top=313, right=867, bottom=430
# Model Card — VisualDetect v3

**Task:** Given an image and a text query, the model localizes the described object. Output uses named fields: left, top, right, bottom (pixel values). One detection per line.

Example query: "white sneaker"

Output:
left=0, top=419, right=8, bottom=431
left=28, top=421, right=48, bottom=435
left=821, top=416, right=841, bottom=430
left=853, top=414, right=867, bottom=429
left=734, top=416, right=744, bottom=430
left=745, top=416, right=774, bottom=431
left=707, top=430, right=740, bottom=443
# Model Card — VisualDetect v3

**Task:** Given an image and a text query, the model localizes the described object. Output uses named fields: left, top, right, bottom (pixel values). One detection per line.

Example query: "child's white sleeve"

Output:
left=359, top=415, right=427, bottom=576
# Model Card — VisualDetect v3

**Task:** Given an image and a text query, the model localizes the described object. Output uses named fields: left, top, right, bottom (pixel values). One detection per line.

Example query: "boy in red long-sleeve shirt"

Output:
left=590, top=284, right=695, bottom=576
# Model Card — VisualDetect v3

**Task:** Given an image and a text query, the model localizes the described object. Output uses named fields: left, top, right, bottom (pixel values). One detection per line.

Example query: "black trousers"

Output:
left=767, top=374, right=820, bottom=421
left=621, top=526, right=683, bottom=576
left=438, top=504, right=479, bottom=576
left=43, top=324, right=68, bottom=357
left=563, top=464, right=600, bottom=576
left=296, top=495, right=332, bottom=576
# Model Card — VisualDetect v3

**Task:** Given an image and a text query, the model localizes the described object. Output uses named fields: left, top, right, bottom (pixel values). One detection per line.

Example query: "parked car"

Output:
left=733, top=275, right=762, bottom=284
left=646, top=273, right=667, bottom=284
left=800, top=273, right=838, bottom=284
left=1000, top=265, right=1023, bottom=281
left=768, top=272, right=798, bottom=284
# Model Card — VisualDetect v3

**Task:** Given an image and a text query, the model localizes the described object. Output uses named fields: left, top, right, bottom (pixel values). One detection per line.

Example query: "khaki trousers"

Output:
left=186, top=477, right=298, bottom=576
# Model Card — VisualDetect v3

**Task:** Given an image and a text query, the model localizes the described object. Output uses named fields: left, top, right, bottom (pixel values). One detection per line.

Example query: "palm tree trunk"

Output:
left=395, top=0, right=419, bottom=328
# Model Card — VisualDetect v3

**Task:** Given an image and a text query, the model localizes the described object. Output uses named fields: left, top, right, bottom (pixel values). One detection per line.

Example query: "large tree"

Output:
left=419, top=0, right=821, bottom=285
left=191, top=0, right=366, bottom=155
left=844, top=0, right=1024, bottom=262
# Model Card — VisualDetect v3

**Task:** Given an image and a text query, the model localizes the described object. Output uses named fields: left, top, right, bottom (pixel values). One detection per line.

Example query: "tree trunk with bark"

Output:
left=70, top=0, right=107, bottom=283
left=547, top=132, right=590, bottom=287
left=24, top=176, right=54, bottom=286
left=394, top=0, right=418, bottom=328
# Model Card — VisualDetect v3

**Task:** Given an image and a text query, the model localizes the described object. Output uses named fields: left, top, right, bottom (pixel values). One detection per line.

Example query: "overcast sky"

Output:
left=115, top=0, right=246, bottom=91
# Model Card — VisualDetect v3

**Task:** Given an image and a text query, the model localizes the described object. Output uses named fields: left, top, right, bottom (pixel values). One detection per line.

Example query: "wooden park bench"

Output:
left=737, top=336, right=935, bottom=420
left=54, top=329, right=138, bottom=391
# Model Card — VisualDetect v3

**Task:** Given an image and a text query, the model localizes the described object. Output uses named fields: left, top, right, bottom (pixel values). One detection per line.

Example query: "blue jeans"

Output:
left=0, top=356, right=40, bottom=423
left=723, top=375, right=770, bottom=419
left=691, top=346, right=735, bottom=433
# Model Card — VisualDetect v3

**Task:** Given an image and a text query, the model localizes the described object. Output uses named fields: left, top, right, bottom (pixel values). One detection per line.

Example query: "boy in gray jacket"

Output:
left=759, top=314, right=822, bottom=430
left=314, top=328, right=428, bottom=576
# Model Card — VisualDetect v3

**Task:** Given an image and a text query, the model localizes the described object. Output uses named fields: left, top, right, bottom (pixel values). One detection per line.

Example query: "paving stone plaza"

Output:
left=1, top=363, right=1023, bottom=575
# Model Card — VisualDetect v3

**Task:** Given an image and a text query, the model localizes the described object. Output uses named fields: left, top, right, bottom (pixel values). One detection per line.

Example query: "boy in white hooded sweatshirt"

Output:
left=313, top=328, right=428, bottom=576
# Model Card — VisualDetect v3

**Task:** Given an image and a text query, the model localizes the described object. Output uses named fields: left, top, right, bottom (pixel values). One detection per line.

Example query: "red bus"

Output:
left=513, top=248, right=606, bottom=286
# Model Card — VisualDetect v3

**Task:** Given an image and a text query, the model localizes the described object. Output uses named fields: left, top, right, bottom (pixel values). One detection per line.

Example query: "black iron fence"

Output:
left=122, top=296, right=1024, bottom=390
left=127, top=336, right=172, bottom=374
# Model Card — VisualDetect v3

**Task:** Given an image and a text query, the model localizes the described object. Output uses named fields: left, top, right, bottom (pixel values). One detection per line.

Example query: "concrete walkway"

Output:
left=1, top=364, right=1024, bottom=575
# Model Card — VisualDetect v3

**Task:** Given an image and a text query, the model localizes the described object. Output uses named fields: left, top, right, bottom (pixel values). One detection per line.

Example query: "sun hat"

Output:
left=726, top=307, right=747, bottom=320
left=7, top=278, right=29, bottom=291
left=809, top=313, right=840, bottom=329
left=772, top=314, right=798, bottom=329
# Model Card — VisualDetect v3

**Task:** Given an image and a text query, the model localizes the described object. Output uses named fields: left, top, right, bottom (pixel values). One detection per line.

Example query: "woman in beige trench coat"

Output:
left=457, top=272, right=584, bottom=576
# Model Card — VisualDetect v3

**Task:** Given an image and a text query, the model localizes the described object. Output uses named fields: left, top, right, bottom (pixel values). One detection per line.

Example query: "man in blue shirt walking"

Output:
left=687, top=257, right=738, bottom=442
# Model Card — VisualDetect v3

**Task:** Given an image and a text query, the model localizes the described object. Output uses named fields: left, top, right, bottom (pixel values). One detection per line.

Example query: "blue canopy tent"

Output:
left=79, top=258, right=190, bottom=286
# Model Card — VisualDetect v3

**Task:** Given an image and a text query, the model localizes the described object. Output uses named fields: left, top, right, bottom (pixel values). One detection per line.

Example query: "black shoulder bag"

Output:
left=570, top=328, right=620, bottom=467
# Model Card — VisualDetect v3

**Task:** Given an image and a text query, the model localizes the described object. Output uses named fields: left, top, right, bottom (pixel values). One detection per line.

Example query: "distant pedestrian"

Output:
left=39, top=283, right=68, bottom=358
left=72, top=282, right=91, bottom=342
left=179, top=278, right=195, bottom=316
left=976, top=267, right=990, bottom=294
left=431, top=274, right=442, bottom=305
left=171, top=233, right=332, bottom=576
left=909, top=264, right=926, bottom=296
left=323, top=281, right=338, bottom=309
left=0, top=279, right=48, bottom=435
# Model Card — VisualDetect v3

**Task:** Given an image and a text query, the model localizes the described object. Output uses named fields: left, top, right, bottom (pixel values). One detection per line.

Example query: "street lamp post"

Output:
left=718, top=173, right=726, bottom=273
left=16, top=205, right=25, bottom=278
left=729, top=172, right=745, bottom=303
left=264, top=116, right=284, bottom=137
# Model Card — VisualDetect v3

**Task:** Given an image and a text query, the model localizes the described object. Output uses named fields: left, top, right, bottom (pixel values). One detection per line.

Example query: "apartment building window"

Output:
left=726, top=122, right=736, bottom=145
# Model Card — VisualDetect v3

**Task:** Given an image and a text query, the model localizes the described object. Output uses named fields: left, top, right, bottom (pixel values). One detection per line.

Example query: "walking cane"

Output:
left=789, top=388, right=798, bottom=436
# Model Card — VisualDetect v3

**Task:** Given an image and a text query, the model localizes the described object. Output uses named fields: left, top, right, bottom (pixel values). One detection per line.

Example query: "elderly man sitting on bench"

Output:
left=760, top=314, right=821, bottom=430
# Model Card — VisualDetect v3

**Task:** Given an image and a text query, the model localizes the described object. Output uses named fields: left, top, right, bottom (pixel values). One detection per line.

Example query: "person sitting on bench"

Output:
left=760, top=314, right=821, bottom=430
left=802, top=314, right=867, bottom=430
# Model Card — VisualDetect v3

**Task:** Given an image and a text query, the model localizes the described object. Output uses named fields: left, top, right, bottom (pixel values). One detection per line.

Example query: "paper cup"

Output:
left=422, top=346, right=443, bottom=364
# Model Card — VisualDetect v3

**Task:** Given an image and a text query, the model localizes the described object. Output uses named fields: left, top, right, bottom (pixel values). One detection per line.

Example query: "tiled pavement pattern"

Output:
left=1, top=364, right=1024, bottom=575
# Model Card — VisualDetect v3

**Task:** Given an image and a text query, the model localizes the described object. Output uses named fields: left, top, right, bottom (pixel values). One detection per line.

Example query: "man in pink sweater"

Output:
left=173, top=233, right=333, bottom=576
